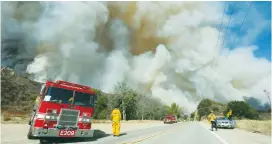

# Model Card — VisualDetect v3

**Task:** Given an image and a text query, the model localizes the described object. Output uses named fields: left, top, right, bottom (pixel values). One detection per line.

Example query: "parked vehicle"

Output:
left=216, top=116, right=236, bottom=129
left=164, top=114, right=178, bottom=124
left=27, top=80, right=97, bottom=142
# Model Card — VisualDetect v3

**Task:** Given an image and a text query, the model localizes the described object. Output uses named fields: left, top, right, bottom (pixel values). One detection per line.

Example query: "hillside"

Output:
left=1, top=67, right=42, bottom=113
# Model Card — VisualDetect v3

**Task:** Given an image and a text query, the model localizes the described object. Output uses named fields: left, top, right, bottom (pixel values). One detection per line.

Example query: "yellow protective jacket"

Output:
left=208, top=113, right=216, bottom=122
left=111, top=108, right=121, bottom=122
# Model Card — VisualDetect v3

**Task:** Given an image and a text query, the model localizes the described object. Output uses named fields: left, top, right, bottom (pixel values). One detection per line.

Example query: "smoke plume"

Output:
left=1, top=1, right=271, bottom=113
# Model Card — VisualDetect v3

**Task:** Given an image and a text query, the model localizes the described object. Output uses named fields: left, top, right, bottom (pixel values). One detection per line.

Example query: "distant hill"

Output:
left=1, top=67, right=42, bottom=113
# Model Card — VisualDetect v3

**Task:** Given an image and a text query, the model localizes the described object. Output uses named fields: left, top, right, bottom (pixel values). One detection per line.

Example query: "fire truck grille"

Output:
left=58, top=109, right=79, bottom=127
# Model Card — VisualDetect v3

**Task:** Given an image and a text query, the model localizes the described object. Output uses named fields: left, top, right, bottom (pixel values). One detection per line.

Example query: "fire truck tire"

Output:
left=27, top=126, right=35, bottom=139
left=39, top=139, right=48, bottom=144
left=28, top=111, right=36, bottom=125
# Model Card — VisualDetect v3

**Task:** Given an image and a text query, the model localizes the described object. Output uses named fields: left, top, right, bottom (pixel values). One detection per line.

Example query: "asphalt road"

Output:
left=93, top=122, right=271, bottom=144
left=1, top=122, right=271, bottom=144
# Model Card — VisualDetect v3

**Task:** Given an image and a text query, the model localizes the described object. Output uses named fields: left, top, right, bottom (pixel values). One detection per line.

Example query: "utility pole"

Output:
left=263, top=89, right=271, bottom=107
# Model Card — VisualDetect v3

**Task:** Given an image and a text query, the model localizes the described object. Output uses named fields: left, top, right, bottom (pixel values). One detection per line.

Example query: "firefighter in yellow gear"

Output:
left=208, top=110, right=217, bottom=131
left=226, top=110, right=232, bottom=119
left=111, top=108, right=121, bottom=136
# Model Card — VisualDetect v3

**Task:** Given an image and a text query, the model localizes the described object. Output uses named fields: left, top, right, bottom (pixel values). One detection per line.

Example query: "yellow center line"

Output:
left=121, top=124, right=181, bottom=144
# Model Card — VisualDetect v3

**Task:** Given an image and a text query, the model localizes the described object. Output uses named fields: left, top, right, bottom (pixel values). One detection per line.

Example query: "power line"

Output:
left=200, top=2, right=227, bottom=71
left=213, top=2, right=236, bottom=66
left=230, top=2, right=252, bottom=48
left=214, top=2, right=227, bottom=54
left=220, top=2, right=237, bottom=53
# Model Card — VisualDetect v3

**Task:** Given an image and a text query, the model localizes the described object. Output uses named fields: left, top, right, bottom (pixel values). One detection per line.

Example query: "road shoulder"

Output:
left=200, top=122, right=271, bottom=144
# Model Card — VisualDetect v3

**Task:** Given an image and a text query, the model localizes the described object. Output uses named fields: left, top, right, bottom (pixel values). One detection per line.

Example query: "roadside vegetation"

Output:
left=93, top=81, right=183, bottom=121
left=236, top=120, right=271, bottom=136
left=193, top=98, right=271, bottom=135
left=193, top=98, right=270, bottom=121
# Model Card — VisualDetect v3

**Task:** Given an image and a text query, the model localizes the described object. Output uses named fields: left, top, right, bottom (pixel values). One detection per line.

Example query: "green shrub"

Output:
left=225, top=101, right=259, bottom=120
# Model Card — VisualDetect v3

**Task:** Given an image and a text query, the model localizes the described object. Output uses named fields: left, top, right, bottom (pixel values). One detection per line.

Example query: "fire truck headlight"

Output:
left=52, top=110, right=57, bottom=114
left=51, top=116, right=57, bottom=120
left=83, top=113, right=90, bottom=117
left=82, top=118, right=91, bottom=123
left=45, top=115, right=51, bottom=119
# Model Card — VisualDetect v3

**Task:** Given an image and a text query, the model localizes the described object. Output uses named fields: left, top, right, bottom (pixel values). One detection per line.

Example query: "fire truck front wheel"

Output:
left=28, top=111, right=36, bottom=125
left=27, top=126, right=36, bottom=139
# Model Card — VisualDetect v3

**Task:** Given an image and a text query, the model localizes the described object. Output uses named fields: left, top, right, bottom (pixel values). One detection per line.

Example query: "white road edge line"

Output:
left=198, top=122, right=230, bottom=144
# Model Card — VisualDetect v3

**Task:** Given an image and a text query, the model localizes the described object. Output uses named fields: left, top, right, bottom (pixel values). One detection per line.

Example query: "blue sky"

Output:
left=252, top=2, right=271, bottom=60
left=222, top=1, right=271, bottom=61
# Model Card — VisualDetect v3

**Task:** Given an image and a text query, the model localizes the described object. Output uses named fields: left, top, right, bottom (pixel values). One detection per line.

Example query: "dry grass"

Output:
left=201, top=119, right=271, bottom=136
left=236, top=120, right=271, bottom=136
left=1, top=111, right=29, bottom=124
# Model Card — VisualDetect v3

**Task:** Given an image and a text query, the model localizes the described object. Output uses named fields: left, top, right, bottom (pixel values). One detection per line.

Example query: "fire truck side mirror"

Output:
left=40, top=84, right=46, bottom=96
left=93, top=95, right=98, bottom=106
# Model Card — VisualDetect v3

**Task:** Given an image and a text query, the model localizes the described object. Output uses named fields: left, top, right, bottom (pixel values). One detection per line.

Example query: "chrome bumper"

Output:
left=32, top=127, right=94, bottom=138
left=217, top=124, right=234, bottom=128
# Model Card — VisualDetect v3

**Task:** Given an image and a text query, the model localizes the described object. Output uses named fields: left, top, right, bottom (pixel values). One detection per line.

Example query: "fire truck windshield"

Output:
left=44, top=86, right=95, bottom=107
left=44, top=87, right=73, bottom=104
left=74, top=91, right=95, bottom=107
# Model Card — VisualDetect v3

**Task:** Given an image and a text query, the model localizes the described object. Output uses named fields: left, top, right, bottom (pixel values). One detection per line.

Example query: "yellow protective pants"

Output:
left=112, top=121, right=120, bottom=136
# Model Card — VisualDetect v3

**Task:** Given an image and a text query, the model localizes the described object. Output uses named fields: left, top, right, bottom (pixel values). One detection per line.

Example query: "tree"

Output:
left=183, top=115, right=188, bottom=120
left=197, top=99, right=213, bottom=119
left=107, top=94, right=121, bottom=119
left=225, top=101, right=259, bottom=119
left=93, top=89, right=108, bottom=119
left=114, top=81, right=137, bottom=120
left=168, top=103, right=182, bottom=118
left=122, top=90, right=137, bottom=120
left=149, top=97, right=165, bottom=120
left=136, top=94, right=158, bottom=120
left=190, top=111, right=195, bottom=119
left=136, top=94, right=149, bottom=120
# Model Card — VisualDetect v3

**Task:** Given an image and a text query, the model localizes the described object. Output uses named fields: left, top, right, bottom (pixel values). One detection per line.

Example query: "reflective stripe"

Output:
left=37, top=114, right=45, bottom=119
left=79, top=117, right=93, bottom=123
left=37, top=113, right=91, bottom=121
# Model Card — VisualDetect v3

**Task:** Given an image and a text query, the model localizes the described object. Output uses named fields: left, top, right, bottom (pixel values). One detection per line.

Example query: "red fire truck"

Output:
left=163, top=114, right=178, bottom=124
left=27, top=80, right=97, bottom=141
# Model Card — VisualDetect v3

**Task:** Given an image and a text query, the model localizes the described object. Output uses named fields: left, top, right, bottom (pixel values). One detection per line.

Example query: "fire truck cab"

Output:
left=27, top=80, right=97, bottom=140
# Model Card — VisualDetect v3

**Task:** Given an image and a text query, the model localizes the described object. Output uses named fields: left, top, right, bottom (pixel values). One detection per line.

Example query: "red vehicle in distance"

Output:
left=27, top=80, right=97, bottom=142
left=163, top=114, right=178, bottom=124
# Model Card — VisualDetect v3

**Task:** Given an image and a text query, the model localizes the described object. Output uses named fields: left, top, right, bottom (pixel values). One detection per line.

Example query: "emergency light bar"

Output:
left=56, top=80, right=90, bottom=90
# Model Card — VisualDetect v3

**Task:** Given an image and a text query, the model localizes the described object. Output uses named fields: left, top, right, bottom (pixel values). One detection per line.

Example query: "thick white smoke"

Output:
left=2, top=1, right=271, bottom=113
